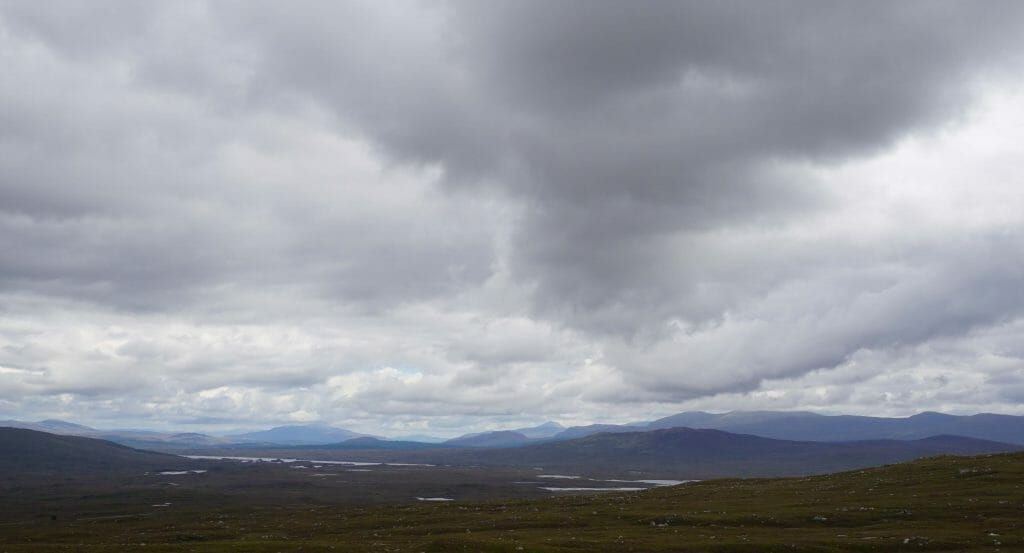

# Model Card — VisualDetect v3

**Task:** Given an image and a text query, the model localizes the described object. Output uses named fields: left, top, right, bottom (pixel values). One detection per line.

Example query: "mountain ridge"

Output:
left=450, top=427, right=1023, bottom=478
left=10, top=409, right=1024, bottom=449
left=228, top=424, right=375, bottom=445
left=645, top=410, right=1024, bottom=444
left=7, top=423, right=1021, bottom=481
left=0, top=427, right=193, bottom=473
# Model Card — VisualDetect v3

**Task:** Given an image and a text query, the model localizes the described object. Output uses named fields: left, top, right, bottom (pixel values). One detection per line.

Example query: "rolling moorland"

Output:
left=2, top=427, right=1024, bottom=551
left=187, top=428, right=1022, bottom=480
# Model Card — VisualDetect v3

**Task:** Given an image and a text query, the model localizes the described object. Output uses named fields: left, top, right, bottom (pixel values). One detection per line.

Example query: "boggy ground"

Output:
left=2, top=452, right=1023, bottom=552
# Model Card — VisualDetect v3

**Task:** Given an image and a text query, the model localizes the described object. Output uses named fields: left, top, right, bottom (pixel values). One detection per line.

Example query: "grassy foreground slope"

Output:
left=3, top=452, right=1023, bottom=552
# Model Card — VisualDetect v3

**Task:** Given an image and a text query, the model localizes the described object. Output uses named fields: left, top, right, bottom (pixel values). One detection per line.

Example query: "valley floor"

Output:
left=2, top=452, right=1023, bottom=552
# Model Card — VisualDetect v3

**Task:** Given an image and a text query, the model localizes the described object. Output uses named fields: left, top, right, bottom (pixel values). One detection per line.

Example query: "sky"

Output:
left=2, top=1, right=1024, bottom=438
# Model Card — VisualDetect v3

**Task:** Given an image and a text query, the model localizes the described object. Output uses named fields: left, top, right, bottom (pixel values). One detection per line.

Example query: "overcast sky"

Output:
left=2, top=1, right=1024, bottom=437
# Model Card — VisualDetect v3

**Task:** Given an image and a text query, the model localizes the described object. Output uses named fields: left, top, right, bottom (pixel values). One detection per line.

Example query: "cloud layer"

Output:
left=2, top=1, right=1024, bottom=434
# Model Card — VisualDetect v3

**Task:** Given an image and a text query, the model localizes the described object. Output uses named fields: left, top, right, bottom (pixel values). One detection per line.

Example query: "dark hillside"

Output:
left=647, top=410, right=1024, bottom=444
left=0, top=427, right=189, bottom=473
left=461, top=428, right=1022, bottom=477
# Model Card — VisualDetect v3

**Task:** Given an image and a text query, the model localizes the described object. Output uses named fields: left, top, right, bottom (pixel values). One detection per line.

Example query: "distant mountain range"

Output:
left=0, top=419, right=253, bottom=450
left=514, top=421, right=566, bottom=439
left=297, top=437, right=453, bottom=451
left=0, top=419, right=97, bottom=434
left=643, top=410, right=1024, bottom=444
left=0, top=420, right=379, bottom=450
left=444, top=421, right=565, bottom=447
left=446, top=430, right=533, bottom=448
left=441, top=411, right=1024, bottom=448
left=227, top=424, right=375, bottom=445
left=6, top=425, right=1020, bottom=481
left=7, top=410, right=1024, bottom=451
left=445, top=427, right=1020, bottom=478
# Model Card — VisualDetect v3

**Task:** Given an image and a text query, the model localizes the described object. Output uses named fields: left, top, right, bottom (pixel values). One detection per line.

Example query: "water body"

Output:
left=530, top=476, right=697, bottom=493
left=605, top=479, right=696, bottom=486
left=185, top=455, right=382, bottom=466
left=541, top=487, right=647, bottom=492
left=183, top=455, right=435, bottom=467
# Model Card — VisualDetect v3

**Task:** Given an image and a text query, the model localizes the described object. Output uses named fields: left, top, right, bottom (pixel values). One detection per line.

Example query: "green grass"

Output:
left=2, top=453, right=1023, bottom=552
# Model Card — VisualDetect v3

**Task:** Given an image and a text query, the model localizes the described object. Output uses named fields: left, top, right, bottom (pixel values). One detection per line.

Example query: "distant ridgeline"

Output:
left=437, top=411, right=1024, bottom=449
left=3, top=423, right=1022, bottom=480
left=5, top=410, right=1024, bottom=452
left=0, top=427, right=190, bottom=473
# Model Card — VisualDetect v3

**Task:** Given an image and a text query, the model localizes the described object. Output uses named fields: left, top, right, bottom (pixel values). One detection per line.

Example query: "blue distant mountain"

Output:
left=445, top=430, right=532, bottom=448
left=443, top=421, right=558, bottom=448
left=0, top=418, right=97, bottom=434
left=645, top=410, right=1024, bottom=445
left=298, top=437, right=452, bottom=450
left=229, top=424, right=374, bottom=445
left=513, top=421, right=565, bottom=439
left=0, top=419, right=238, bottom=450
left=388, top=434, right=446, bottom=443
left=444, top=421, right=566, bottom=448
left=9, top=411, right=1024, bottom=449
left=549, top=423, right=637, bottom=440
left=437, top=411, right=1024, bottom=448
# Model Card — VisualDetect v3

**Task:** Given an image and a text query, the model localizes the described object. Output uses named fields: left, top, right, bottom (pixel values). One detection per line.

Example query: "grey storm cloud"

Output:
left=221, top=2, right=1024, bottom=372
left=0, top=0, right=496, bottom=312
left=2, top=0, right=1024, bottom=430
left=220, top=0, right=1024, bottom=327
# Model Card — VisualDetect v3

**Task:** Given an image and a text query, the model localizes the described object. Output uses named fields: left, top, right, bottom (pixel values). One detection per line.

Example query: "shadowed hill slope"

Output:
left=458, top=427, right=1022, bottom=477
left=647, top=410, right=1024, bottom=444
left=0, top=427, right=190, bottom=473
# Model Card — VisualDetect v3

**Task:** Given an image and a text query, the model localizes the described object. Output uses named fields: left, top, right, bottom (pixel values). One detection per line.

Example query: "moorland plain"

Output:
left=2, top=443, right=1023, bottom=551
